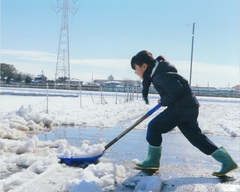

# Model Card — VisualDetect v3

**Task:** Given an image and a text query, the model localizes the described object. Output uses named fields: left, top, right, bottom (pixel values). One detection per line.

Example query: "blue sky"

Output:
left=1, top=0, right=239, bottom=87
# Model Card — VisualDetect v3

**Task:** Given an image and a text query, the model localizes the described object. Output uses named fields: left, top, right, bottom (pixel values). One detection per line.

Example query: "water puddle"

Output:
left=37, top=121, right=240, bottom=170
left=37, top=124, right=147, bottom=164
left=38, top=127, right=108, bottom=146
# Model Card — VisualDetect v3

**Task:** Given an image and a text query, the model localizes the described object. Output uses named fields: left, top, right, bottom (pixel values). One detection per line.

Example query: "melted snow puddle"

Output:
left=38, top=127, right=107, bottom=146
left=37, top=126, right=146, bottom=163
left=37, top=116, right=142, bottom=159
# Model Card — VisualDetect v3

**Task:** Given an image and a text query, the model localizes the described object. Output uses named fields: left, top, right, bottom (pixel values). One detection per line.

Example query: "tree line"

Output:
left=0, top=63, right=33, bottom=84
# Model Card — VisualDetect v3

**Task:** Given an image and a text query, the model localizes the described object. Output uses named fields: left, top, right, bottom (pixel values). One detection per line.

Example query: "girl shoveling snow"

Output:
left=130, top=50, right=238, bottom=176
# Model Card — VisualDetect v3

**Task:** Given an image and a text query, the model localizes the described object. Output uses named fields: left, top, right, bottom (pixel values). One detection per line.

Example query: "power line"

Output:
left=195, top=0, right=212, bottom=24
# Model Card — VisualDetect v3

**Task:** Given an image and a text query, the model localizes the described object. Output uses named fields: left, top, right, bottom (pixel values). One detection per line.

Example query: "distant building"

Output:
left=192, top=86, right=217, bottom=92
left=94, top=75, right=140, bottom=87
left=108, top=75, right=114, bottom=81
left=232, top=85, right=240, bottom=92
left=32, top=75, right=47, bottom=84
left=69, top=78, right=83, bottom=85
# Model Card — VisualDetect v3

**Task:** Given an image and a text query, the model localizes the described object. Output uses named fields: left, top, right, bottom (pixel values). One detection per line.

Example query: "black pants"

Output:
left=146, top=107, right=218, bottom=155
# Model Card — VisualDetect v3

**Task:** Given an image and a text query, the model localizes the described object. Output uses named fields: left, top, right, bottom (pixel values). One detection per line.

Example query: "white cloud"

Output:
left=69, top=58, right=133, bottom=81
left=0, top=49, right=133, bottom=81
left=1, top=49, right=56, bottom=63
left=174, top=60, right=239, bottom=87
left=1, top=49, right=239, bottom=87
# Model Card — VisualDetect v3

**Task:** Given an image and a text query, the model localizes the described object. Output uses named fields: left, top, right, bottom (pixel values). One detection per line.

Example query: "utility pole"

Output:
left=189, top=22, right=195, bottom=86
left=53, top=0, right=78, bottom=87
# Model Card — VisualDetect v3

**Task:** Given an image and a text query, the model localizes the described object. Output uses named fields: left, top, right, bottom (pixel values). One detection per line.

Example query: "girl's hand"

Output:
left=143, top=97, right=149, bottom=105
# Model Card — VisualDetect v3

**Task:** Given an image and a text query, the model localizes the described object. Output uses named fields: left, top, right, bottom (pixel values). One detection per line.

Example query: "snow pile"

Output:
left=215, top=183, right=240, bottom=192
left=63, top=162, right=127, bottom=192
left=0, top=136, right=60, bottom=191
left=16, top=105, right=54, bottom=128
left=56, top=140, right=105, bottom=158
left=2, top=104, right=52, bottom=139
left=123, top=175, right=162, bottom=192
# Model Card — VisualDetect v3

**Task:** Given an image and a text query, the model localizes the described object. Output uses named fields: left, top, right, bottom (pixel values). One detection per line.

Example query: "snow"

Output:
left=0, top=89, right=239, bottom=191
left=56, top=141, right=105, bottom=158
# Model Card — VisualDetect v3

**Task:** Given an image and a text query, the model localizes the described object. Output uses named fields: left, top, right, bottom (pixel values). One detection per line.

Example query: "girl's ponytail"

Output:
left=156, top=55, right=166, bottom=62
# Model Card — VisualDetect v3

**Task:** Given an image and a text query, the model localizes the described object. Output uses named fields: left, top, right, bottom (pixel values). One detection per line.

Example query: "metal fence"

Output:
left=0, top=83, right=239, bottom=98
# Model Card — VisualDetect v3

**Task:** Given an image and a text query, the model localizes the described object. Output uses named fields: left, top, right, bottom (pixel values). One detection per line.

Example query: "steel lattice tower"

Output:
left=54, top=0, right=78, bottom=85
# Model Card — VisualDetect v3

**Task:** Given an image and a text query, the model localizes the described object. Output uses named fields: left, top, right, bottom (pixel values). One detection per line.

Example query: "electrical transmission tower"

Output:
left=53, top=0, right=78, bottom=86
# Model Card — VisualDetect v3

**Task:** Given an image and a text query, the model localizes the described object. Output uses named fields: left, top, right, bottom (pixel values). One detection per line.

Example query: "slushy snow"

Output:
left=0, top=89, right=239, bottom=191
left=56, top=141, right=105, bottom=158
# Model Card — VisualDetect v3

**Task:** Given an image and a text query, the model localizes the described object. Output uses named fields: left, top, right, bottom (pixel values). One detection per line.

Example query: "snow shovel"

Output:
left=60, top=103, right=161, bottom=164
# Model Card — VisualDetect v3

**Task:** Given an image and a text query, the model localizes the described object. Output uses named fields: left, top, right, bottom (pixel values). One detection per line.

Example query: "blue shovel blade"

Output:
left=60, top=153, right=104, bottom=165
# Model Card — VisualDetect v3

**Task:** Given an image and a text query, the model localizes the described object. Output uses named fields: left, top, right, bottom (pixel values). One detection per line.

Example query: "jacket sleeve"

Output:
left=156, top=73, right=185, bottom=106
left=142, top=78, right=151, bottom=103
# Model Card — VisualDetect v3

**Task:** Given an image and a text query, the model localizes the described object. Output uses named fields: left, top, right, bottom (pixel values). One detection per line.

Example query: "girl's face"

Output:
left=134, top=63, right=147, bottom=79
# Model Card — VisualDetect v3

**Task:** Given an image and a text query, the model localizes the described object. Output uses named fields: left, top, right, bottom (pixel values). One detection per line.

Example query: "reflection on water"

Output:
left=38, top=127, right=112, bottom=146
left=38, top=116, right=145, bottom=147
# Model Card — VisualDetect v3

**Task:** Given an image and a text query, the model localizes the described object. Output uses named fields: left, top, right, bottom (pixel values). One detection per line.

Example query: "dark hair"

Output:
left=131, top=50, right=155, bottom=70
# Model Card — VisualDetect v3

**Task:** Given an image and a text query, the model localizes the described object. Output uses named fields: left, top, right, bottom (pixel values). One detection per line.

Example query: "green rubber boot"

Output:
left=136, top=145, right=161, bottom=170
left=211, top=147, right=238, bottom=176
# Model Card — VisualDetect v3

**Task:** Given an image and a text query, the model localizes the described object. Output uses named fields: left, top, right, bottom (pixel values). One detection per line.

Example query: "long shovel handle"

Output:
left=104, top=103, right=161, bottom=151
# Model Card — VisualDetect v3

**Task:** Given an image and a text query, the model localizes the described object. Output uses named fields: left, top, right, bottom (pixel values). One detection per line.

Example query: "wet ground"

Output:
left=38, top=125, right=240, bottom=191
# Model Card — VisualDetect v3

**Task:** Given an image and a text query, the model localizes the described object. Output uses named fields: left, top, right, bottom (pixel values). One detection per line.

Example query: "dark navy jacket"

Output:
left=151, top=60, right=199, bottom=112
